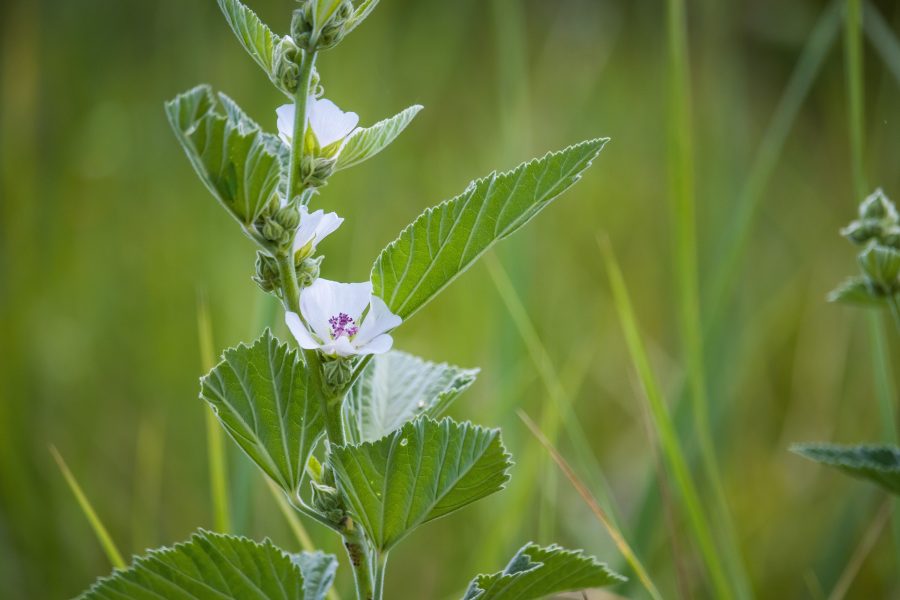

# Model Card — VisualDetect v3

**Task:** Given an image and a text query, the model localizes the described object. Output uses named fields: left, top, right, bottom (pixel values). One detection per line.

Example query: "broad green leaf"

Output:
left=292, top=551, right=339, bottom=600
left=463, top=543, right=625, bottom=600
left=371, top=138, right=608, bottom=319
left=791, top=442, right=900, bottom=495
left=335, top=105, right=423, bottom=171
left=330, top=417, right=511, bottom=552
left=218, top=0, right=280, bottom=77
left=200, top=330, right=326, bottom=494
left=165, top=85, right=287, bottom=227
left=80, top=529, right=337, bottom=599
left=343, top=350, right=478, bottom=444
left=827, top=276, right=884, bottom=305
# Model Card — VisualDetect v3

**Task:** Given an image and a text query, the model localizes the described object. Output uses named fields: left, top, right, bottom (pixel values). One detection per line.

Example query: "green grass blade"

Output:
left=197, top=290, right=232, bottom=533
left=844, top=0, right=900, bottom=576
left=600, top=238, right=731, bottom=599
left=664, top=0, right=750, bottom=596
left=517, top=410, right=663, bottom=600
left=50, top=445, right=126, bottom=569
left=864, top=1, right=900, bottom=86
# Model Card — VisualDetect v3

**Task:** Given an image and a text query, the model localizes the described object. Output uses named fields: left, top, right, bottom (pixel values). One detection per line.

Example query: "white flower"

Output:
left=286, top=278, right=401, bottom=357
left=276, top=97, right=359, bottom=150
left=294, top=205, right=343, bottom=257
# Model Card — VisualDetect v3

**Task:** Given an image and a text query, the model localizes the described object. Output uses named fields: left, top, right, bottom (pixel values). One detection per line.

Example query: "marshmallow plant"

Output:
left=78, top=1, right=621, bottom=599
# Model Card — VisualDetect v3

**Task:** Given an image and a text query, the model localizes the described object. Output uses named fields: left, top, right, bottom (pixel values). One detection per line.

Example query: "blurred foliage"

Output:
left=2, top=0, right=900, bottom=598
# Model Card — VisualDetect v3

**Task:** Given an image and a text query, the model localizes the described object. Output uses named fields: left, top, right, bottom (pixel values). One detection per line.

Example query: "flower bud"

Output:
left=322, top=354, right=353, bottom=392
left=275, top=205, right=301, bottom=230
left=291, top=5, right=314, bottom=49
left=882, top=226, right=900, bottom=250
left=296, top=256, right=323, bottom=288
left=272, top=37, right=302, bottom=93
left=309, top=478, right=346, bottom=523
left=261, top=219, right=285, bottom=242
left=859, top=188, right=898, bottom=223
left=252, top=251, right=281, bottom=294
left=300, top=155, right=337, bottom=188
left=841, top=219, right=881, bottom=245
left=858, top=242, right=900, bottom=292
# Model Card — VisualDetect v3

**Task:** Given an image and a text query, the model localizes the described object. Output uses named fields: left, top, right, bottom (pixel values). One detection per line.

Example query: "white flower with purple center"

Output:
left=294, top=205, right=343, bottom=258
left=276, top=96, right=359, bottom=153
left=286, top=278, right=401, bottom=357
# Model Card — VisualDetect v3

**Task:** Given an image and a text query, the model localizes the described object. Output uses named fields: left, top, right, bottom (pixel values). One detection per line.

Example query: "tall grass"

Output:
left=664, top=0, right=750, bottom=596
left=600, top=238, right=730, bottom=598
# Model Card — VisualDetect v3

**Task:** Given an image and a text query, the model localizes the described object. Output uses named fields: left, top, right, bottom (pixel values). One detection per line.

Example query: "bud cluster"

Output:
left=840, top=189, right=900, bottom=297
left=291, top=0, right=355, bottom=52
left=307, top=459, right=347, bottom=524
left=300, top=155, right=337, bottom=188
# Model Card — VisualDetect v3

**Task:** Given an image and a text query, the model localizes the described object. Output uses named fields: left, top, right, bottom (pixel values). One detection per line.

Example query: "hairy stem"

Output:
left=287, top=51, right=319, bottom=202
left=340, top=517, right=375, bottom=600
left=373, top=551, right=388, bottom=600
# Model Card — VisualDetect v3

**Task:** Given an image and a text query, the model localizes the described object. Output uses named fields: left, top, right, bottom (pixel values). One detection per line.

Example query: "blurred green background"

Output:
left=2, top=0, right=900, bottom=597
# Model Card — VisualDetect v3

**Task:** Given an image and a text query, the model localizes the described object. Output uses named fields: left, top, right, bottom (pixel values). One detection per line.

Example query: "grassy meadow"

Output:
left=2, top=0, right=900, bottom=597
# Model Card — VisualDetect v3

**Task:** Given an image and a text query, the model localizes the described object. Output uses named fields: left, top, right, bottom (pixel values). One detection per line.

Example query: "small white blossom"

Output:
left=276, top=97, right=359, bottom=150
left=286, top=278, right=401, bottom=357
left=294, top=206, right=343, bottom=257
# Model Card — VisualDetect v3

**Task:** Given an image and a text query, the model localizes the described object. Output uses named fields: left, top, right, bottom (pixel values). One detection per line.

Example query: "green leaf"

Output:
left=791, top=442, right=900, bottom=495
left=827, top=276, right=885, bottom=305
left=292, top=551, right=339, bottom=600
left=200, top=330, right=326, bottom=494
left=371, top=138, right=608, bottom=319
left=343, top=350, right=478, bottom=444
left=335, top=105, right=423, bottom=171
left=165, top=85, right=287, bottom=227
left=330, top=417, right=511, bottom=552
left=462, top=543, right=625, bottom=600
left=218, top=0, right=280, bottom=77
left=80, top=529, right=337, bottom=599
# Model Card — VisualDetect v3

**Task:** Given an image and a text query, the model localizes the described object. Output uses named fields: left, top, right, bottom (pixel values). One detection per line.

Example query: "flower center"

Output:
left=328, top=313, right=358, bottom=339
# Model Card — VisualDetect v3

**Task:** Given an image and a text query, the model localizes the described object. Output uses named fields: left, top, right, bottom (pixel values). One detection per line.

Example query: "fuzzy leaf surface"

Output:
left=330, top=417, right=511, bottom=552
left=80, top=529, right=337, bottom=599
left=827, top=276, right=885, bottom=305
left=343, top=350, right=478, bottom=444
left=218, top=0, right=279, bottom=77
left=292, top=551, right=339, bottom=600
left=200, top=330, right=326, bottom=494
left=463, top=543, right=625, bottom=600
left=791, top=443, right=900, bottom=495
left=335, top=105, right=423, bottom=170
left=165, top=85, right=287, bottom=226
left=371, top=139, right=607, bottom=319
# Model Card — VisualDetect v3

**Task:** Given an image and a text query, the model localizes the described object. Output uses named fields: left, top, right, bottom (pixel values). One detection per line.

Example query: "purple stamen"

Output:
left=329, top=312, right=358, bottom=339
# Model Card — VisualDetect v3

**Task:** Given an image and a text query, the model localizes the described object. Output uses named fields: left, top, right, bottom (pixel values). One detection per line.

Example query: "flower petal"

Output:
left=356, top=333, right=393, bottom=355
left=308, top=96, right=359, bottom=148
left=355, top=294, right=402, bottom=346
left=293, top=206, right=343, bottom=255
left=285, top=311, right=320, bottom=350
left=300, top=279, right=373, bottom=341
left=276, top=104, right=295, bottom=144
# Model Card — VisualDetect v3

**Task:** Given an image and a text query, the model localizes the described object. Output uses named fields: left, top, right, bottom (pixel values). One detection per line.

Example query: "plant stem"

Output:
left=887, top=294, right=900, bottom=336
left=341, top=517, right=376, bottom=600
left=287, top=51, right=319, bottom=202
left=373, top=551, right=389, bottom=600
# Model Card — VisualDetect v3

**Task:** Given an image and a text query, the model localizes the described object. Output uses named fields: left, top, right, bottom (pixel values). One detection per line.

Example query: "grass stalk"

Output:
left=844, top=0, right=900, bottom=576
left=600, top=238, right=731, bottom=599
left=50, top=445, right=126, bottom=570
left=827, top=499, right=892, bottom=600
left=664, top=0, right=750, bottom=596
left=518, top=410, right=663, bottom=600
left=197, top=291, right=231, bottom=533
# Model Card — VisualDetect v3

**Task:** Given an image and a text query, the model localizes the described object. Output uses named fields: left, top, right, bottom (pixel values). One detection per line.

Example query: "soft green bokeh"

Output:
left=2, top=0, right=900, bottom=598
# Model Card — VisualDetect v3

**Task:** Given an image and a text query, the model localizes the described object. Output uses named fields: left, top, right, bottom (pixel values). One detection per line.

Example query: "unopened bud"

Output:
left=882, top=226, right=900, bottom=249
left=272, top=38, right=301, bottom=93
left=275, top=205, right=301, bottom=230
left=841, top=219, right=881, bottom=245
left=859, top=188, right=898, bottom=223
left=300, top=155, right=337, bottom=188
left=322, top=354, right=353, bottom=393
left=296, top=256, right=323, bottom=288
left=291, top=5, right=314, bottom=49
left=858, top=242, right=900, bottom=292
left=262, top=219, right=285, bottom=242
left=252, top=251, right=281, bottom=294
